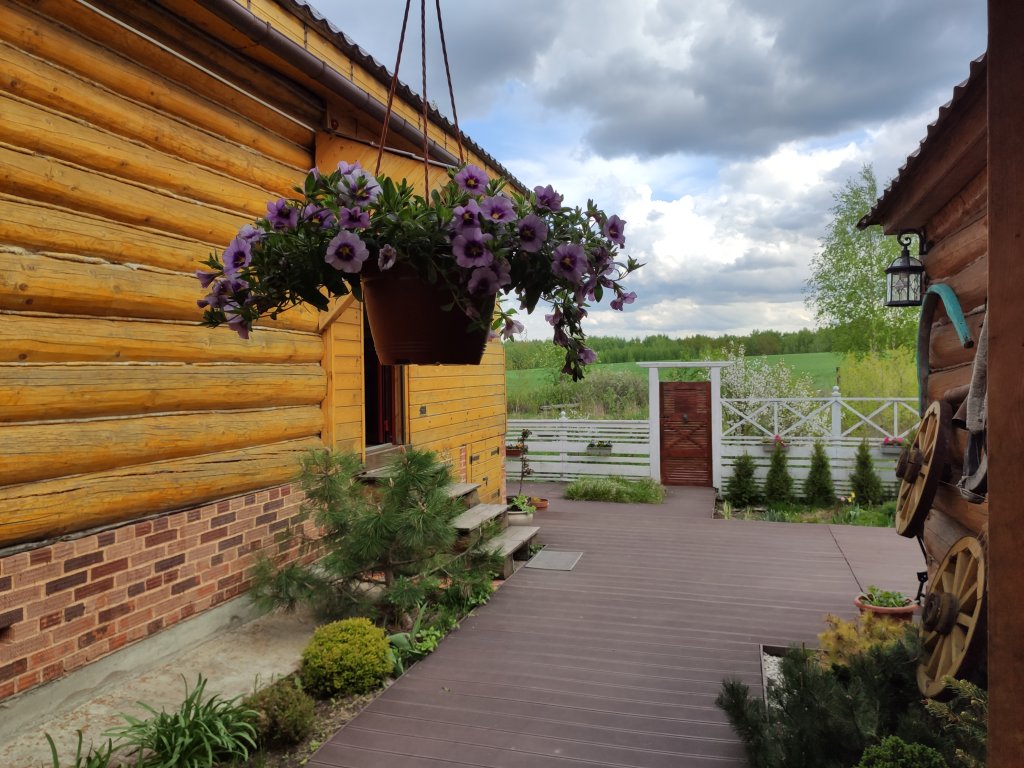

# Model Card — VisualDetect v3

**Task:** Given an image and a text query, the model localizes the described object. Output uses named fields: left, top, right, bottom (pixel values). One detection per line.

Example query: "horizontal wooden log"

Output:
left=0, top=145, right=244, bottom=246
left=0, top=312, right=321, bottom=364
left=929, top=311, right=985, bottom=371
left=17, top=0, right=320, bottom=146
left=0, top=40, right=302, bottom=193
left=0, top=437, right=322, bottom=547
left=0, top=405, right=322, bottom=486
left=924, top=215, right=987, bottom=280
left=0, top=362, right=326, bottom=422
left=927, top=363, right=973, bottom=405
left=932, top=483, right=989, bottom=534
left=928, top=255, right=987, bottom=322
left=1, top=2, right=310, bottom=167
left=0, top=249, right=317, bottom=332
left=0, top=194, right=207, bottom=272
left=928, top=169, right=987, bottom=242
left=0, top=94, right=269, bottom=217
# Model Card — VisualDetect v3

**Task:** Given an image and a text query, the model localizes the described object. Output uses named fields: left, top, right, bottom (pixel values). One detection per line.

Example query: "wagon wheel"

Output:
left=895, top=400, right=951, bottom=537
left=918, top=536, right=986, bottom=698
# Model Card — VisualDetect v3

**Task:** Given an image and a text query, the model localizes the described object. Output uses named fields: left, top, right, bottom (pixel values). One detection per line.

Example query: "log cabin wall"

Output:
left=0, top=0, right=510, bottom=700
left=862, top=58, right=989, bottom=577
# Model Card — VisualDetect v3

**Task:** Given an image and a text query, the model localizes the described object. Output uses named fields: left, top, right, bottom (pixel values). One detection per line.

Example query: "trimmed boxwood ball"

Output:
left=301, top=618, right=392, bottom=697
left=243, top=676, right=316, bottom=748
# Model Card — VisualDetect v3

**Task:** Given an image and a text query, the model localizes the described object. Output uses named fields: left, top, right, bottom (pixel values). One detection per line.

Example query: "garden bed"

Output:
left=715, top=500, right=897, bottom=527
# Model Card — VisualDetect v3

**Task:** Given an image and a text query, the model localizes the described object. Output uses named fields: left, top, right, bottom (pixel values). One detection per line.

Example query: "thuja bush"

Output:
left=243, top=676, right=316, bottom=748
left=725, top=452, right=760, bottom=507
left=716, top=626, right=952, bottom=768
left=763, top=445, right=794, bottom=505
left=301, top=618, right=392, bottom=698
left=850, top=440, right=884, bottom=506
left=856, top=736, right=947, bottom=768
left=804, top=441, right=835, bottom=506
left=250, top=448, right=500, bottom=624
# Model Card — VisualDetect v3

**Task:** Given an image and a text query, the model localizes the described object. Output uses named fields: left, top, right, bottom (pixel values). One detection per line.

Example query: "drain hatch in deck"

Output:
left=525, top=550, right=583, bottom=570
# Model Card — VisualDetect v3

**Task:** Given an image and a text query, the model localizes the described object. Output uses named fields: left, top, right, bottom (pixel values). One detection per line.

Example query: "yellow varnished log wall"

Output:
left=0, top=1, right=325, bottom=545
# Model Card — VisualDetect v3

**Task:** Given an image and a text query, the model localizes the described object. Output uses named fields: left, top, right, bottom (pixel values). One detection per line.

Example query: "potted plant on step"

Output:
left=507, top=494, right=536, bottom=521
left=506, top=429, right=548, bottom=511
left=854, top=585, right=917, bottom=622
left=197, top=163, right=642, bottom=379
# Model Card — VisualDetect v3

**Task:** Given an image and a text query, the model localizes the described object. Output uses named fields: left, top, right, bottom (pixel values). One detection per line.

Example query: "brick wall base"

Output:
left=0, top=484, right=312, bottom=701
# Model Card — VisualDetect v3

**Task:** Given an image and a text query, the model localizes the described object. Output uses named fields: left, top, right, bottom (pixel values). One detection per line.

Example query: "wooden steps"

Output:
left=451, top=503, right=507, bottom=533
left=486, top=526, right=541, bottom=578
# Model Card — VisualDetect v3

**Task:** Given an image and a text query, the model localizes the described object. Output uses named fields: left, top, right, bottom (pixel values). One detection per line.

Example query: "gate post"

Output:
left=830, top=385, right=842, bottom=439
left=710, top=366, right=723, bottom=490
left=647, top=367, right=660, bottom=482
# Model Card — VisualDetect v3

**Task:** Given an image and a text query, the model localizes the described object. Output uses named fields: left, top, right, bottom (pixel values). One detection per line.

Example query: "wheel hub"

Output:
left=922, top=591, right=958, bottom=635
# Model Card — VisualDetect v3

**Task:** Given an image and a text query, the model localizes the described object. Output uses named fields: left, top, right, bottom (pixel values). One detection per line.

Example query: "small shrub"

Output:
left=564, top=476, right=665, bottom=503
left=243, top=676, right=316, bottom=748
left=105, top=674, right=258, bottom=768
left=850, top=440, right=884, bottom=505
left=725, top=452, right=760, bottom=507
left=301, top=618, right=392, bottom=697
left=818, top=613, right=906, bottom=667
left=803, top=441, right=835, bottom=506
left=763, top=445, right=793, bottom=505
left=857, top=735, right=947, bottom=767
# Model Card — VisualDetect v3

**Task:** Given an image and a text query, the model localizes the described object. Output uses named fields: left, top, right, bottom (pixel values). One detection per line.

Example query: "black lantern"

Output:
left=885, top=229, right=926, bottom=307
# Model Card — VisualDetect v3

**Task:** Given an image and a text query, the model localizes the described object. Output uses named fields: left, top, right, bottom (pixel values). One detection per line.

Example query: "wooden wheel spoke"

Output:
left=926, top=640, right=944, bottom=678
left=923, top=631, right=940, bottom=650
left=953, top=553, right=968, bottom=591
left=951, top=625, right=966, bottom=660
left=939, top=634, right=954, bottom=672
left=958, top=572, right=979, bottom=604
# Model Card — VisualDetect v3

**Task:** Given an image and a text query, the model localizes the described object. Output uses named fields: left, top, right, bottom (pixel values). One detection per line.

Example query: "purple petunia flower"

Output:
left=236, top=224, right=264, bottom=244
left=325, top=231, right=369, bottom=273
left=222, top=237, right=252, bottom=277
left=451, top=200, right=483, bottom=232
left=578, top=346, right=598, bottom=365
left=453, top=164, right=489, bottom=194
left=378, top=244, right=397, bottom=271
left=500, top=318, right=525, bottom=340
left=534, top=184, right=564, bottom=212
left=266, top=199, right=299, bottom=230
left=453, top=229, right=494, bottom=268
left=517, top=214, right=549, bottom=253
left=337, top=164, right=381, bottom=206
left=224, top=302, right=251, bottom=340
left=302, top=204, right=336, bottom=229
left=493, top=258, right=511, bottom=288
left=545, top=308, right=562, bottom=327
left=468, top=266, right=500, bottom=295
left=551, top=243, right=587, bottom=283
left=338, top=206, right=370, bottom=230
left=336, top=160, right=360, bottom=176
left=198, top=277, right=246, bottom=310
left=610, top=290, right=637, bottom=311
left=603, top=214, right=626, bottom=246
left=194, top=269, right=217, bottom=289
left=480, top=195, right=515, bottom=223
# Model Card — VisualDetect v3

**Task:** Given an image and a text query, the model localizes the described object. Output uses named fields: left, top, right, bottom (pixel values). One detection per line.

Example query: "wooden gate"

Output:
left=660, top=382, right=712, bottom=485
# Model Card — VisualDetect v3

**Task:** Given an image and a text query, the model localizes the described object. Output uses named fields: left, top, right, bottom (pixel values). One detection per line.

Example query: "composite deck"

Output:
left=311, top=484, right=922, bottom=768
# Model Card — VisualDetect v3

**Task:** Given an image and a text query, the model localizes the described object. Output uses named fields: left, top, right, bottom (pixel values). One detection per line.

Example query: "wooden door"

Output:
left=660, top=382, right=712, bottom=485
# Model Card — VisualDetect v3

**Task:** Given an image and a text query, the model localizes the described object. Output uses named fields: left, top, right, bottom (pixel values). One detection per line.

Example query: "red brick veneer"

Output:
left=0, top=485, right=312, bottom=701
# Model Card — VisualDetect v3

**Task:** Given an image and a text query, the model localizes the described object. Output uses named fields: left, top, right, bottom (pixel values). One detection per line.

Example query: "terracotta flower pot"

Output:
left=854, top=595, right=918, bottom=622
left=506, top=447, right=523, bottom=458
left=530, top=497, right=549, bottom=510
left=361, top=264, right=494, bottom=366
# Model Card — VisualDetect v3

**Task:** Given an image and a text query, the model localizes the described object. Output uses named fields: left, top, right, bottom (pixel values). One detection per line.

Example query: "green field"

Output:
left=506, top=352, right=843, bottom=401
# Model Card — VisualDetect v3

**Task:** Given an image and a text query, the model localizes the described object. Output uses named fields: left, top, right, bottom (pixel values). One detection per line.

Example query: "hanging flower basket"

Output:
left=195, top=163, right=642, bottom=379
left=361, top=263, right=493, bottom=365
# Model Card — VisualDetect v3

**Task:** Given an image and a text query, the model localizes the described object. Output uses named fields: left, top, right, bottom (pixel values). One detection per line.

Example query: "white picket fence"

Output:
left=505, top=419, right=651, bottom=482
left=508, top=394, right=918, bottom=493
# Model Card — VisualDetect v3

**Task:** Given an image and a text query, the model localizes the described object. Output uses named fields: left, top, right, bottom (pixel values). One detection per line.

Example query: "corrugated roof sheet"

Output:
left=859, top=54, right=987, bottom=229
left=283, top=0, right=525, bottom=190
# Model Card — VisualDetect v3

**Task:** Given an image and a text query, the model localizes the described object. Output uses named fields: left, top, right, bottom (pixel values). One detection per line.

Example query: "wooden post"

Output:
left=710, top=366, right=723, bottom=490
left=987, top=2, right=1024, bottom=762
left=647, top=366, right=661, bottom=482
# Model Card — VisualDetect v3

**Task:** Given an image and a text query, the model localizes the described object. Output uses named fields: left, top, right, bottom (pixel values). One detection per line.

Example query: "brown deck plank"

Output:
left=312, top=483, right=921, bottom=767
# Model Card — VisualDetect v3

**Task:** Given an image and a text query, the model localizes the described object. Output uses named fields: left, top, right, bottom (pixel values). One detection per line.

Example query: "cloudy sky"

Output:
left=311, top=0, right=986, bottom=342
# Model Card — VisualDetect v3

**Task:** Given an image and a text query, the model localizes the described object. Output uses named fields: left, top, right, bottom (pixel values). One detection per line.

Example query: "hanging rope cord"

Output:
left=374, top=0, right=466, bottom=190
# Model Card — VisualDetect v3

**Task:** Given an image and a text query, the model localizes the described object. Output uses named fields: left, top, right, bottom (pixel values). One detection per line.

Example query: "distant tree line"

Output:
left=504, top=327, right=837, bottom=370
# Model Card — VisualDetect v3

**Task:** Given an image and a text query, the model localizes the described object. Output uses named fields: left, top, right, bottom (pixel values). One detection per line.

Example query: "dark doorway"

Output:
left=364, top=314, right=403, bottom=447
left=659, top=381, right=712, bottom=485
